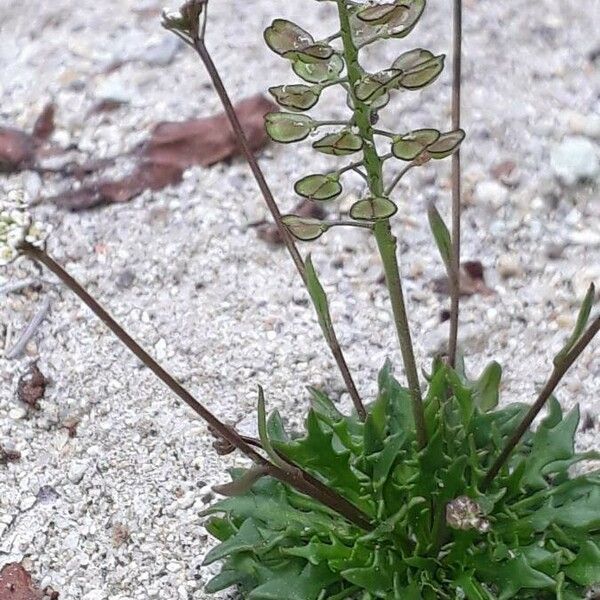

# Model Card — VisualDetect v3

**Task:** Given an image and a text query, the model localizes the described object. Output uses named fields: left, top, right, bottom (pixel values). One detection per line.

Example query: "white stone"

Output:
left=95, top=77, right=132, bottom=103
left=567, top=112, right=600, bottom=139
left=497, top=254, right=523, bottom=279
left=9, top=407, right=27, bottom=420
left=68, top=460, right=89, bottom=485
left=154, top=338, right=168, bottom=361
left=572, top=266, right=600, bottom=301
left=166, top=562, right=182, bottom=573
left=550, top=136, right=600, bottom=185
left=568, top=229, right=600, bottom=247
left=474, top=180, right=509, bottom=209
left=82, top=591, right=107, bottom=600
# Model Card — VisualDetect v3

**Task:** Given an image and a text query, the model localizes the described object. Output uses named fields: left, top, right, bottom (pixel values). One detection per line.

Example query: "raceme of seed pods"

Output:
left=262, top=1, right=465, bottom=241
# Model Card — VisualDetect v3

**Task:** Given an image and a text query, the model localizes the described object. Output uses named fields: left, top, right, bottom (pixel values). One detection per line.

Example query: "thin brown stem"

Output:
left=482, top=315, right=600, bottom=490
left=448, top=0, right=463, bottom=367
left=191, top=38, right=366, bottom=421
left=21, top=243, right=373, bottom=530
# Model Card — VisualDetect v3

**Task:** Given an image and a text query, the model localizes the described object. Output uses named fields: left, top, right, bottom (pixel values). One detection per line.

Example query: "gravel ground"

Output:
left=1, top=0, right=599, bottom=598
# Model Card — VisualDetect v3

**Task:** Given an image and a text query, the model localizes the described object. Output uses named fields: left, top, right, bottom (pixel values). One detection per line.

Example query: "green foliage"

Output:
left=202, top=361, right=600, bottom=598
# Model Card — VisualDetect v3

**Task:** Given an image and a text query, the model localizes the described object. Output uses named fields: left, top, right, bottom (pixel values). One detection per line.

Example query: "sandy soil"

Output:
left=0, top=0, right=599, bottom=598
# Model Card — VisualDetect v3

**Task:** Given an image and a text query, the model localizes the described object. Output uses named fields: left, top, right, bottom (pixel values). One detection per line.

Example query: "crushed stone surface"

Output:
left=1, top=0, right=599, bottom=598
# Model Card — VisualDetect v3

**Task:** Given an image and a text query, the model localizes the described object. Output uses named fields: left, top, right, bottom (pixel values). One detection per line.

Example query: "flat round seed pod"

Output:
left=265, top=113, right=315, bottom=143
left=312, top=130, right=364, bottom=156
left=427, top=129, right=466, bottom=159
left=269, top=84, right=321, bottom=111
left=392, top=129, right=440, bottom=160
left=264, top=19, right=314, bottom=56
left=282, top=215, right=327, bottom=241
left=295, top=173, right=343, bottom=201
left=350, top=197, right=398, bottom=221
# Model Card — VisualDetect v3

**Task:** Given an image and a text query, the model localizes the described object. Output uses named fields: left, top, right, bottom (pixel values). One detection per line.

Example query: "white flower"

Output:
left=0, top=189, right=50, bottom=266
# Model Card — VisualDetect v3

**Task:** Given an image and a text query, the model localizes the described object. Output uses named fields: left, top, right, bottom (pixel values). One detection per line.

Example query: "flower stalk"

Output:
left=448, top=0, right=463, bottom=367
left=335, top=0, right=427, bottom=448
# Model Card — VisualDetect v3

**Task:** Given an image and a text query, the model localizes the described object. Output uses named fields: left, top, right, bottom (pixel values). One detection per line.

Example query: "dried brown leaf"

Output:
left=55, top=94, right=276, bottom=210
left=144, top=94, right=275, bottom=169
left=32, top=104, right=56, bottom=142
left=17, top=364, right=47, bottom=410
left=0, top=128, right=36, bottom=173
left=87, top=99, right=127, bottom=115
left=0, top=564, right=45, bottom=600
left=54, top=162, right=183, bottom=210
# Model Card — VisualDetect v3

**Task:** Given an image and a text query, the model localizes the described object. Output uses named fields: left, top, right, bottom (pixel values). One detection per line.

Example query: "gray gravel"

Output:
left=1, top=0, right=599, bottom=598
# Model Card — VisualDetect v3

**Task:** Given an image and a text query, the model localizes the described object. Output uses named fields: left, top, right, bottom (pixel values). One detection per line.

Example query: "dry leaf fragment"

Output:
left=144, top=94, right=275, bottom=169
left=0, top=563, right=46, bottom=600
left=32, top=104, right=56, bottom=142
left=433, top=260, right=494, bottom=297
left=0, top=128, right=36, bottom=173
left=55, top=94, right=276, bottom=210
left=17, top=364, right=47, bottom=410
left=0, top=104, right=56, bottom=173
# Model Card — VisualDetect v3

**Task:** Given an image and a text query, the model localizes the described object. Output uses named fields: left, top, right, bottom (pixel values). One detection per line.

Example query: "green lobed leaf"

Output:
left=471, top=362, right=502, bottom=412
left=265, top=112, right=315, bottom=143
left=203, top=518, right=263, bottom=566
left=473, top=552, right=556, bottom=600
left=522, top=400, right=579, bottom=489
left=275, top=409, right=371, bottom=513
left=564, top=541, right=600, bottom=586
left=308, top=387, right=344, bottom=423
left=248, top=562, right=338, bottom=600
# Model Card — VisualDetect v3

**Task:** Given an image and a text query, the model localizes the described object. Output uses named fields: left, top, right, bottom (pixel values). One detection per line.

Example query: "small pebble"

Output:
left=9, top=407, right=28, bottom=420
left=497, top=254, right=523, bottom=279
left=550, top=136, right=600, bottom=185
left=474, top=180, right=509, bottom=209
left=68, top=460, right=89, bottom=485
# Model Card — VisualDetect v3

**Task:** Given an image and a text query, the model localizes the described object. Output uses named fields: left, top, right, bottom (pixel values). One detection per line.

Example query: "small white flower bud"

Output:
left=0, top=189, right=50, bottom=266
